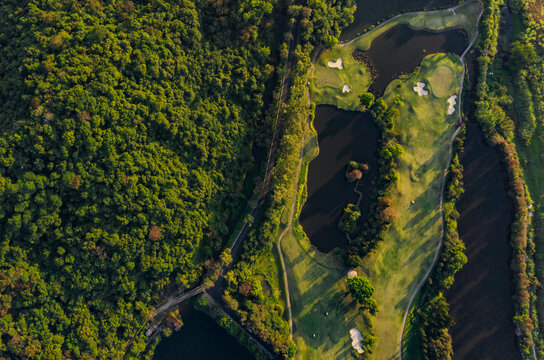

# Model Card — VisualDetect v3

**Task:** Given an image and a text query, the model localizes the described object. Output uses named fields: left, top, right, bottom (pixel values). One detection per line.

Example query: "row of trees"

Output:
left=0, top=0, right=281, bottom=358
left=472, top=0, right=539, bottom=356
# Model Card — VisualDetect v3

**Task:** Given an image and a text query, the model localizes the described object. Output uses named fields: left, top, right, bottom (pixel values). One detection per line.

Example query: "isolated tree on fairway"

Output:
left=347, top=276, right=378, bottom=314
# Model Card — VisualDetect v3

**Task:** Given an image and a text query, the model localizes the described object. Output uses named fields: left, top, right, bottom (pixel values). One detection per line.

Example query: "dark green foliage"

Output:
left=339, top=204, right=361, bottom=235
left=288, top=0, right=356, bottom=47
left=223, top=262, right=295, bottom=359
left=346, top=99, right=402, bottom=261
left=418, top=294, right=454, bottom=360
left=0, top=0, right=278, bottom=358
left=347, top=276, right=378, bottom=315
left=471, top=0, right=540, bottom=355
left=194, top=295, right=271, bottom=360
left=359, top=92, right=375, bottom=110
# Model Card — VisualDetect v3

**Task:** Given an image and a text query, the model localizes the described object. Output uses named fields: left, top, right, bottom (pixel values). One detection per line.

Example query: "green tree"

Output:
left=347, top=276, right=378, bottom=314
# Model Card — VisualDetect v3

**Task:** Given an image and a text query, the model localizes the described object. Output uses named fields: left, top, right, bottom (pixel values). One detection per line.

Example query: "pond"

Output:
left=153, top=304, right=255, bottom=360
left=299, top=106, right=379, bottom=253
left=303, top=24, right=468, bottom=252
left=340, top=0, right=457, bottom=41
left=355, top=24, right=467, bottom=96
left=445, top=123, right=520, bottom=359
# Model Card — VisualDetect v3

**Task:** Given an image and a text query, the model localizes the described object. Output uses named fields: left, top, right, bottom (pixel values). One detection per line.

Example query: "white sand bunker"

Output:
left=413, top=82, right=429, bottom=96
left=342, top=84, right=351, bottom=93
left=447, top=95, right=458, bottom=115
left=349, top=328, right=365, bottom=354
left=327, top=58, right=343, bottom=69
left=347, top=270, right=357, bottom=278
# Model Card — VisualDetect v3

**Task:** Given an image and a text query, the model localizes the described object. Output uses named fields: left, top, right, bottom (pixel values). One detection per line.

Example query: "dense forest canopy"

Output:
left=0, top=0, right=278, bottom=358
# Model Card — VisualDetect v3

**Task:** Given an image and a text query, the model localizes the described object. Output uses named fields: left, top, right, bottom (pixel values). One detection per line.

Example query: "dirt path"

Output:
left=397, top=3, right=484, bottom=359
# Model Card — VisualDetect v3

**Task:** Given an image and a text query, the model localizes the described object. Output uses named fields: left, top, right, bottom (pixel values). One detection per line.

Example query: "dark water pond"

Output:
left=300, top=106, right=379, bottom=253
left=445, top=123, right=520, bottom=359
left=153, top=304, right=255, bottom=360
left=358, top=24, right=467, bottom=96
left=340, top=0, right=457, bottom=41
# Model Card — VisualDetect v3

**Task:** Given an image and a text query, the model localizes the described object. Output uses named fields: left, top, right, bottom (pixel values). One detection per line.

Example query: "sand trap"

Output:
left=349, top=328, right=365, bottom=354
left=327, top=58, right=343, bottom=69
left=347, top=270, right=357, bottom=278
left=447, top=95, right=457, bottom=115
left=342, top=84, right=351, bottom=93
left=413, top=82, right=429, bottom=96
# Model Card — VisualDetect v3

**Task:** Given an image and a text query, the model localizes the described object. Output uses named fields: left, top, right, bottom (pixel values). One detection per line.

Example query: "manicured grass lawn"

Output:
left=359, top=53, right=462, bottom=359
left=309, top=0, right=481, bottom=110
left=282, top=225, right=367, bottom=360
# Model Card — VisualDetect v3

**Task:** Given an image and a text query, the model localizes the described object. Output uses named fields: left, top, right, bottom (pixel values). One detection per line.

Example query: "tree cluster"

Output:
left=347, top=276, right=378, bottom=315
left=229, top=1, right=358, bottom=357
left=0, top=0, right=279, bottom=358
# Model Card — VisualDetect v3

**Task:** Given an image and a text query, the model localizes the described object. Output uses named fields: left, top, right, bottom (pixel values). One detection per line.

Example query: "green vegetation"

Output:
left=356, top=53, right=462, bottom=359
left=223, top=0, right=357, bottom=358
left=404, top=130, right=466, bottom=360
left=470, top=0, right=542, bottom=356
left=282, top=224, right=377, bottom=359
left=0, top=0, right=282, bottom=358
left=194, top=295, right=270, bottom=360
left=347, top=276, right=378, bottom=315
left=309, top=0, right=482, bottom=110
left=339, top=204, right=361, bottom=235
left=285, top=3, right=481, bottom=358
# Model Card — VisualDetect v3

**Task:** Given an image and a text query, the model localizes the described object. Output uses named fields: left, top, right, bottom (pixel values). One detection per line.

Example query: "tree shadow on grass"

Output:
left=290, top=269, right=363, bottom=356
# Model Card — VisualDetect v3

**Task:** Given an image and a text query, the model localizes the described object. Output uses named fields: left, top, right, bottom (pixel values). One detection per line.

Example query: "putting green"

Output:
left=428, top=65, right=456, bottom=97
left=309, top=0, right=481, bottom=110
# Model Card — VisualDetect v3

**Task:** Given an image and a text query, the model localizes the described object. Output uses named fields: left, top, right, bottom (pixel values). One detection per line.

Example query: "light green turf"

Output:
left=309, top=0, right=481, bottom=110
left=283, top=224, right=368, bottom=360
left=291, top=53, right=462, bottom=360
left=280, top=125, right=368, bottom=360
left=361, top=53, right=462, bottom=359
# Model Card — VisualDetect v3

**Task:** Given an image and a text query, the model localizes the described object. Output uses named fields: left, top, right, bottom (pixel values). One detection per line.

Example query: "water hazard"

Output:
left=300, top=106, right=379, bottom=253
left=153, top=304, right=255, bottom=360
left=445, top=123, right=520, bottom=359
left=303, top=25, right=467, bottom=253
left=340, top=0, right=457, bottom=41
left=356, top=24, right=467, bottom=96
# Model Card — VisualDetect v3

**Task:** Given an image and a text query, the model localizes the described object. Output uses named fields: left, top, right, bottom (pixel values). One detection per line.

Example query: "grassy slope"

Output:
left=362, top=53, right=462, bottom=359
left=309, top=0, right=480, bottom=110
